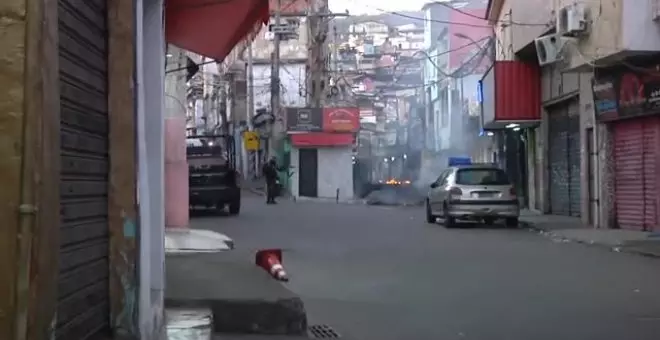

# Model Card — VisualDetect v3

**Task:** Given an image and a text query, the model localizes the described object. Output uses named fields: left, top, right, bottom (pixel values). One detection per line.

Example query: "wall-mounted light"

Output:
left=505, top=123, right=519, bottom=129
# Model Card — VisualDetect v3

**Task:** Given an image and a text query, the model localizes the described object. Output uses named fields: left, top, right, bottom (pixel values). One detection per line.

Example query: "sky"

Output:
left=329, top=0, right=434, bottom=15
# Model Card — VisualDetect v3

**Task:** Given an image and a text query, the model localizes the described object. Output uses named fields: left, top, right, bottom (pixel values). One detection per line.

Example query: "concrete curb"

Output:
left=245, top=188, right=265, bottom=196
left=291, top=196, right=366, bottom=205
left=165, top=253, right=308, bottom=336
left=520, top=221, right=660, bottom=259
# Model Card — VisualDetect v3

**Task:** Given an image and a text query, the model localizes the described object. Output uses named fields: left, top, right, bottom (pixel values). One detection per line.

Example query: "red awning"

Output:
left=291, top=133, right=354, bottom=147
left=165, top=0, right=269, bottom=62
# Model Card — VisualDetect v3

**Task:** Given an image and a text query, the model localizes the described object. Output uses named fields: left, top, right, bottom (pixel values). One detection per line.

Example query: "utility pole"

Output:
left=247, top=43, right=255, bottom=130
left=308, top=0, right=330, bottom=108
left=245, top=41, right=256, bottom=178
left=269, top=0, right=282, bottom=159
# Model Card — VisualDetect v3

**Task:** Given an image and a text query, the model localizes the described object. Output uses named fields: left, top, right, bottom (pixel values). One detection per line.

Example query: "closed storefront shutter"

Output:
left=567, top=101, right=581, bottom=216
left=57, top=0, right=111, bottom=338
left=548, top=100, right=581, bottom=217
left=613, top=117, right=660, bottom=231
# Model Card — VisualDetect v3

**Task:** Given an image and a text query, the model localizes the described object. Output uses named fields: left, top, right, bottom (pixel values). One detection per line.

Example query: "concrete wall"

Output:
left=490, top=0, right=552, bottom=60
left=491, top=0, right=630, bottom=68
left=290, top=147, right=354, bottom=200
left=621, top=1, right=660, bottom=52
left=140, top=0, right=167, bottom=336
left=290, top=146, right=300, bottom=197
left=251, top=21, right=309, bottom=61
left=0, top=0, right=29, bottom=335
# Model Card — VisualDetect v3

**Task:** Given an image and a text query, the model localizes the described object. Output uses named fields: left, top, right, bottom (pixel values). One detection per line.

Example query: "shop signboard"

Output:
left=322, top=107, right=360, bottom=132
left=593, top=66, right=660, bottom=121
left=592, top=77, right=618, bottom=121
left=286, top=107, right=322, bottom=132
left=618, top=70, right=660, bottom=119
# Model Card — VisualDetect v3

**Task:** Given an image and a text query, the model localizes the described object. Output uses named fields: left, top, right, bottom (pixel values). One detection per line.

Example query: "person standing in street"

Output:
left=262, top=157, right=280, bottom=204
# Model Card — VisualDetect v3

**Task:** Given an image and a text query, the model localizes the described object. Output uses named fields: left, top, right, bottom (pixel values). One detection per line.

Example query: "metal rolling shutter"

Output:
left=567, top=101, right=581, bottom=217
left=613, top=117, right=659, bottom=231
left=57, top=0, right=111, bottom=338
left=548, top=100, right=581, bottom=217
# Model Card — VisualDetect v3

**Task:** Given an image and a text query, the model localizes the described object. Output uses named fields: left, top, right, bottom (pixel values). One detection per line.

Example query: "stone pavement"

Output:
left=520, top=210, right=660, bottom=258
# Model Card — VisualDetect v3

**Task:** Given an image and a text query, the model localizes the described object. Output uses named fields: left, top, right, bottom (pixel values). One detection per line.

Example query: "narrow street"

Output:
left=194, top=194, right=660, bottom=340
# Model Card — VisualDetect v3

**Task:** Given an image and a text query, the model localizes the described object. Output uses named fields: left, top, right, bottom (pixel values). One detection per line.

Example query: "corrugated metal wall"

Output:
left=613, top=117, right=660, bottom=231
left=494, top=61, right=541, bottom=121
left=547, top=100, right=581, bottom=217
left=57, top=0, right=111, bottom=338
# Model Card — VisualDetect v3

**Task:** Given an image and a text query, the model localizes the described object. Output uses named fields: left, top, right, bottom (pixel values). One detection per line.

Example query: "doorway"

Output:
left=298, top=148, right=318, bottom=197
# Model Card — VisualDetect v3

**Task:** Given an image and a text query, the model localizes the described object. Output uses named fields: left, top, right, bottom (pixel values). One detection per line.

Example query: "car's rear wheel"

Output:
left=505, top=217, right=519, bottom=228
left=425, top=200, right=436, bottom=224
left=228, top=200, right=240, bottom=215
left=443, top=204, right=457, bottom=228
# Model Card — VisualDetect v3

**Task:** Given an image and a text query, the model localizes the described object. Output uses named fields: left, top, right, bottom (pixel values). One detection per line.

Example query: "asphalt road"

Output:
left=194, top=194, right=660, bottom=340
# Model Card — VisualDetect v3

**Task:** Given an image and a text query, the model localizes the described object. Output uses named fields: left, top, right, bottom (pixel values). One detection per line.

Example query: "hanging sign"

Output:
left=243, top=131, right=260, bottom=151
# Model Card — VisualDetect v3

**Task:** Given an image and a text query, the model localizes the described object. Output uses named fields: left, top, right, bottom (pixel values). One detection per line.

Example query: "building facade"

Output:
left=420, top=0, right=495, bottom=182
left=484, top=0, right=660, bottom=231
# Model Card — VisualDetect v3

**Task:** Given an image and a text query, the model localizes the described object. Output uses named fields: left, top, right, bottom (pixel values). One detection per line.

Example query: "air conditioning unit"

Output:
left=556, top=3, right=588, bottom=36
left=534, top=35, right=568, bottom=66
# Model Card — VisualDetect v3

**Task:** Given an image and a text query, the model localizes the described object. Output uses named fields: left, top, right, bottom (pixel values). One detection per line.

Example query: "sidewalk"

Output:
left=242, top=177, right=266, bottom=196
left=164, top=227, right=308, bottom=338
left=519, top=210, right=660, bottom=258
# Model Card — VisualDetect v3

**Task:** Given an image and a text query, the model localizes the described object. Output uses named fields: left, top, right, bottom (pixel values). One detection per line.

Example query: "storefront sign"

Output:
left=593, top=66, right=660, bottom=121
left=592, top=78, right=618, bottom=121
left=286, top=107, right=322, bottom=132
left=618, top=71, right=660, bottom=118
left=290, top=132, right=354, bottom=146
left=242, top=131, right=260, bottom=151
left=322, top=107, right=360, bottom=132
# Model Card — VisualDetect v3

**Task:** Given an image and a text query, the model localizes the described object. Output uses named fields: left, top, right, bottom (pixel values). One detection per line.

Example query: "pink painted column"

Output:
left=164, top=117, right=189, bottom=228
left=164, top=46, right=189, bottom=229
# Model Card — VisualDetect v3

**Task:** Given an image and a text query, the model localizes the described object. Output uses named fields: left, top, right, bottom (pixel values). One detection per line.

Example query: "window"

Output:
left=455, top=168, right=510, bottom=186
left=435, top=170, right=450, bottom=185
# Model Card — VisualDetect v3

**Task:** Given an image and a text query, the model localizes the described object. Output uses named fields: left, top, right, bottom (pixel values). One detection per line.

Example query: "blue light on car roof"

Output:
left=448, top=157, right=472, bottom=166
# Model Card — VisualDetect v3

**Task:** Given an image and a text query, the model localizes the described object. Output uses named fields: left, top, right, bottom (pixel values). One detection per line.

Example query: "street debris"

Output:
left=365, top=185, right=425, bottom=206
left=166, top=308, right=213, bottom=340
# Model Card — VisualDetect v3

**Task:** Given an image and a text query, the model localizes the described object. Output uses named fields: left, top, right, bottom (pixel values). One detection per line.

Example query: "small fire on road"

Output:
left=380, top=178, right=412, bottom=186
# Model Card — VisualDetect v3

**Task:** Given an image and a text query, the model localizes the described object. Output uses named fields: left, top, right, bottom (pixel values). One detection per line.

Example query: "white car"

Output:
left=425, top=164, right=520, bottom=228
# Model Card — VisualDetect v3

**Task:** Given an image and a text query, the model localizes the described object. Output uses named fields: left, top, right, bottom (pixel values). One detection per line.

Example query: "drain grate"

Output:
left=308, top=324, right=341, bottom=338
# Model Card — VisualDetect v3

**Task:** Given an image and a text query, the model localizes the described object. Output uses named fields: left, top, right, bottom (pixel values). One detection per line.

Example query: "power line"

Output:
left=432, top=1, right=548, bottom=27
left=378, top=9, right=490, bottom=28
left=166, top=59, right=218, bottom=74
left=346, top=1, right=547, bottom=28
left=323, top=36, right=491, bottom=74
left=168, top=0, right=238, bottom=11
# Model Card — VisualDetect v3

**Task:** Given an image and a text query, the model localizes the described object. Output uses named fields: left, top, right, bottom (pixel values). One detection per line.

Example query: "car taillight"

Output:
left=449, top=187, right=463, bottom=196
left=510, top=187, right=517, bottom=196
